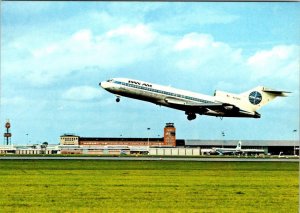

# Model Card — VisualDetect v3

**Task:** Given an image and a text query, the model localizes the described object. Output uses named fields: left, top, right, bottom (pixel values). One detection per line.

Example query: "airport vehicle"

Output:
left=100, top=78, right=289, bottom=120
left=211, top=141, right=265, bottom=155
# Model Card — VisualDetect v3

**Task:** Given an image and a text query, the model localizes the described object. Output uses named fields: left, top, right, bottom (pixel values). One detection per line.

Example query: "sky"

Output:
left=1, top=2, right=299, bottom=145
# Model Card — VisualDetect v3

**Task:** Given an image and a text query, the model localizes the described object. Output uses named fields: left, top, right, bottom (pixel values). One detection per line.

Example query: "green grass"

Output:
left=0, top=160, right=298, bottom=212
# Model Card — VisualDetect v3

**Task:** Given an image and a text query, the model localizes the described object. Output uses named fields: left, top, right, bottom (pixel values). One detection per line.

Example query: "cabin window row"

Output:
left=113, top=81, right=211, bottom=104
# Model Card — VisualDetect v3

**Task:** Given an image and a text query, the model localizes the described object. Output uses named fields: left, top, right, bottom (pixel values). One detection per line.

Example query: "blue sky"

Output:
left=1, top=2, right=299, bottom=145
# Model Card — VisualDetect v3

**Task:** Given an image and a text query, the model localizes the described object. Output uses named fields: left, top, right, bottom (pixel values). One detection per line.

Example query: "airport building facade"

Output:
left=59, top=123, right=177, bottom=154
left=0, top=144, right=59, bottom=155
left=0, top=123, right=298, bottom=156
left=184, top=140, right=299, bottom=156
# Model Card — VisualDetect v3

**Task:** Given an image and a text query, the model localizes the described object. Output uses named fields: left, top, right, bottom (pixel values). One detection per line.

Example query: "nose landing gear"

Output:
left=116, top=97, right=120, bottom=102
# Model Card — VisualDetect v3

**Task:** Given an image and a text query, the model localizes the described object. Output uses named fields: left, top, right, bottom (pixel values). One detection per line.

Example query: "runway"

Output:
left=0, top=156, right=298, bottom=162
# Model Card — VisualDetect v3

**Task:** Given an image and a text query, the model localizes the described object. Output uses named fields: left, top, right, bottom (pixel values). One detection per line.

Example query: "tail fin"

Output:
left=236, top=141, right=242, bottom=150
left=239, top=86, right=290, bottom=112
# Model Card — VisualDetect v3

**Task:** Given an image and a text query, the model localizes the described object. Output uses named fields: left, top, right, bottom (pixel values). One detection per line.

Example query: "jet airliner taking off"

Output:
left=99, top=78, right=289, bottom=120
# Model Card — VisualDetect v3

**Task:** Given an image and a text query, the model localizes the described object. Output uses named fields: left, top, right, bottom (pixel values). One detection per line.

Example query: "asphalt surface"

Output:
left=0, top=156, right=299, bottom=162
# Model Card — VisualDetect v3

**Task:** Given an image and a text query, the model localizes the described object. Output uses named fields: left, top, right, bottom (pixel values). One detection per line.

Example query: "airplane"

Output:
left=99, top=78, right=289, bottom=120
left=211, top=141, right=265, bottom=155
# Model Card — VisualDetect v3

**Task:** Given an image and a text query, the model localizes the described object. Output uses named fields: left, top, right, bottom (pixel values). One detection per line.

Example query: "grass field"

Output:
left=0, top=160, right=298, bottom=212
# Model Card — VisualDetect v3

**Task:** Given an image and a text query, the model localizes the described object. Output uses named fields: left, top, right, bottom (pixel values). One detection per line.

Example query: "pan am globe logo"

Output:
left=249, top=91, right=262, bottom=105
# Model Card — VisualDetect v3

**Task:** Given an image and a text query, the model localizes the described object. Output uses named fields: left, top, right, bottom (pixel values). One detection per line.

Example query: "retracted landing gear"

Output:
left=186, top=112, right=196, bottom=121
left=116, top=97, right=120, bottom=102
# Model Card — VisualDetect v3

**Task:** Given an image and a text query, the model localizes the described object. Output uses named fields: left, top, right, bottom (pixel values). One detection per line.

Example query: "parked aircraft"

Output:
left=100, top=78, right=289, bottom=120
left=211, top=141, right=265, bottom=155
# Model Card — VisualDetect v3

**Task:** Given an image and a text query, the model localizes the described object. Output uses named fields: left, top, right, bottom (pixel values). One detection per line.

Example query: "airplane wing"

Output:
left=164, top=97, right=223, bottom=108
left=240, top=149, right=265, bottom=153
left=164, top=97, right=233, bottom=112
left=214, top=149, right=237, bottom=155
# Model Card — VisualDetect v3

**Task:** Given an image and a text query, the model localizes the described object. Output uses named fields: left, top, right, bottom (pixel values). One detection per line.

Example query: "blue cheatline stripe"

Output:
left=114, top=80, right=214, bottom=104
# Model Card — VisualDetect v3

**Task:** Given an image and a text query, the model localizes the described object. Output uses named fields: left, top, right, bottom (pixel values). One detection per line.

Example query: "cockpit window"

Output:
left=107, top=79, right=113, bottom=82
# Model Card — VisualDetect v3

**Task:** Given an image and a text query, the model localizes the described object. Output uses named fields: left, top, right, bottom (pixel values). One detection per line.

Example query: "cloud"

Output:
left=247, top=45, right=299, bottom=81
left=3, top=24, right=160, bottom=86
left=3, top=22, right=298, bottom=96
left=168, top=33, right=299, bottom=94
left=173, top=33, right=243, bottom=80
left=174, top=33, right=242, bottom=61
left=174, top=33, right=214, bottom=50
left=105, top=24, right=156, bottom=44
left=148, top=5, right=239, bottom=33
left=32, top=44, right=59, bottom=58
left=62, top=86, right=102, bottom=101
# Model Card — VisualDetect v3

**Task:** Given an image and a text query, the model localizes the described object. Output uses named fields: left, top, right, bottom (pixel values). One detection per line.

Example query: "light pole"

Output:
left=221, top=131, right=225, bottom=148
left=293, top=129, right=297, bottom=156
left=147, top=128, right=151, bottom=152
left=26, top=133, right=29, bottom=145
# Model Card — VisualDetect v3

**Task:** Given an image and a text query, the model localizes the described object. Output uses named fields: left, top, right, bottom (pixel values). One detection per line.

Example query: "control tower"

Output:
left=163, top=123, right=176, bottom=146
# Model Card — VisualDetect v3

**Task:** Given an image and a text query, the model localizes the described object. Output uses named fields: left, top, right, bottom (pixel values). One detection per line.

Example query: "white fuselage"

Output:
left=212, top=147, right=265, bottom=155
left=101, top=78, right=214, bottom=104
left=99, top=78, right=261, bottom=119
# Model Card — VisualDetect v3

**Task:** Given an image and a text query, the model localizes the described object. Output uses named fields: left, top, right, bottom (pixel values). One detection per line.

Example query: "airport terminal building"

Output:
left=1, top=123, right=298, bottom=156
left=59, top=123, right=177, bottom=154
left=58, top=123, right=298, bottom=156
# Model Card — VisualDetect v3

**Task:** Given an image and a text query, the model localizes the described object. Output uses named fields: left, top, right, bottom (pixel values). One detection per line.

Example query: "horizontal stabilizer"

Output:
left=262, top=87, right=291, bottom=97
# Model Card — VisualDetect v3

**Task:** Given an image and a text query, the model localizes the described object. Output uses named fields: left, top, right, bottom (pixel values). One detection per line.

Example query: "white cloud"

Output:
left=105, top=24, right=156, bottom=44
left=3, top=24, right=159, bottom=86
left=62, top=86, right=102, bottom=101
left=174, top=33, right=215, bottom=50
left=173, top=33, right=243, bottom=73
left=2, top=21, right=298, bottom=94
left=247, top=45, right=299, bottom=80
left=169, top=33, right=299, bottom=94
left=71, top=29, right=92, bottom=42
left=32, top=44, right=59, bottom=58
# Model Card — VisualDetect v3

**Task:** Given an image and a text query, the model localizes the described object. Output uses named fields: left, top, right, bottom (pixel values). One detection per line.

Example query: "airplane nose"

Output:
left=99, top=81, right=109, bottom=89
